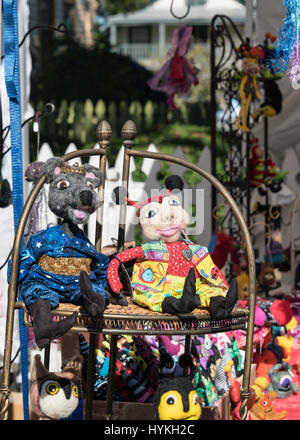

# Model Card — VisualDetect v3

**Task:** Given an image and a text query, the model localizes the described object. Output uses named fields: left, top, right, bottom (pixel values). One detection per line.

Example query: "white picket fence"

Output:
left=32, top=141, right=300, bottom=291
left=34, top=141, right=213, bottom=249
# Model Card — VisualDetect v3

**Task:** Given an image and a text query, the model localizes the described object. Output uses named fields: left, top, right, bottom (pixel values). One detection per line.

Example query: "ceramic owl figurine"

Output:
left=30, top=354, right=82, bottom=420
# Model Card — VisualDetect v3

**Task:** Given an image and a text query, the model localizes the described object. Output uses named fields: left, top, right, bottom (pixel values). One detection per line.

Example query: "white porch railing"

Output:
left=113, top=42, right=209, bottom=62
left=113, top=43, right=162, bottom=60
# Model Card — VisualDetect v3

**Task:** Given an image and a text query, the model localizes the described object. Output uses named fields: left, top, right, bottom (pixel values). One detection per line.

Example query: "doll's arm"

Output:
left=13, top=234, right=42, bottom=284
left=107, top=246, right=144, bottom=293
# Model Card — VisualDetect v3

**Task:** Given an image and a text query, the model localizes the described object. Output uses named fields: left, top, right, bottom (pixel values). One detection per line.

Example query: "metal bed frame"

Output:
left=0, top=119, right=256, bottom=420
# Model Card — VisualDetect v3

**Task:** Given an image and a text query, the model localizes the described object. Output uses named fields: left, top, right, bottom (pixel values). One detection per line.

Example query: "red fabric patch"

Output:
left=270, top=300, right=293, bottom=325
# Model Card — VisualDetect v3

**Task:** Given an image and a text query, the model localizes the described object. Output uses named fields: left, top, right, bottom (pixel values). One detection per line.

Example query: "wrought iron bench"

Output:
left=0, top=120, right=256, bottom=420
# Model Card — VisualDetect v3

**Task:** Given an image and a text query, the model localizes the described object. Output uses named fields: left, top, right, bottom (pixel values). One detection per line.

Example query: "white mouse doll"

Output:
left=107, top=176, right=237, bottom=320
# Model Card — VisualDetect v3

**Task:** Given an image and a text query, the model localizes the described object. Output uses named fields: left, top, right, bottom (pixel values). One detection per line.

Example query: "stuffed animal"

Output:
left=249, top=138, right=288, bottom=191
left=153, top=376, right=201, bottom=420
left=30, top=354, right=82, bottom=420
left=107, top=176, right=238, bottom=320
left=249, top=377, right=286, bottom=420
left=236, top=271, right=250, bottom=299
left=236, top=43, right=263, bottom=133
left=267, top=362, right=299, bottom=398
left=258, top=263, right=280, bottom=291
left=225, top=360, right=255, bottom=419
left=15, top=158, right=110, bottom=349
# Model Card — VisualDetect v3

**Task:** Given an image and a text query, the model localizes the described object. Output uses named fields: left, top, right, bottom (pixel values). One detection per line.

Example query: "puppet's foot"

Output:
left=79, top=271, right=106, bottom=318
left=209, top=278, right=238, bottom=320
left=161, top=268, right=200, bottom=314
left=29, top=299, right=78, bottom=350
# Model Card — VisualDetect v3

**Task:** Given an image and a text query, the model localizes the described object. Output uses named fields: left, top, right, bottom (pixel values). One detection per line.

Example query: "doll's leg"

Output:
left=236, top=101, right=245, bottom=131
left=29, top=299, right=78, bottom=349
left=79, top=270, right=106, bottom=318
left=209, top=278, right=238, bottom=320
left=241, top=94, right=251, bottom=132
left=161, top=268, right=200, bottom=314
left=21, top=282, right=77, bottom=349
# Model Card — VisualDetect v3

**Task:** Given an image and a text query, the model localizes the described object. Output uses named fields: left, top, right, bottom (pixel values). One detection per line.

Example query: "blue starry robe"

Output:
left=12, top=224, right=109, bottom=309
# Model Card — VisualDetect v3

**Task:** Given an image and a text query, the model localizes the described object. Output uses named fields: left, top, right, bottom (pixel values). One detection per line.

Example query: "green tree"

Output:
left=102, top=0, right=152, bottom=15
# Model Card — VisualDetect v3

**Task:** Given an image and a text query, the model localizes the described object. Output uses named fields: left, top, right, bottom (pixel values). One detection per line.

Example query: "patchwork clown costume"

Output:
left=108, top=239, right=228, bottom=313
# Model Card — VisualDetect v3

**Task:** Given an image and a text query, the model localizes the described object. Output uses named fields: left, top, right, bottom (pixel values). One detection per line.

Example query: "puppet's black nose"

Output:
left=80, top=190, right=93, bottom=205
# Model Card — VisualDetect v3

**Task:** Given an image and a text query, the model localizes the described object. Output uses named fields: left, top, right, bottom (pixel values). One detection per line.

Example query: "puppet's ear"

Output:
left=44, top=157, right=65, bottom=183
left=112, top=186, right=129, bottom=205
left=62, top=355, right=82, bottom=381
left=31, top=354, right=50, bottom=382
left=84, top=164, right=102, bottom=188
left=165, top=175, right=184, bottom=192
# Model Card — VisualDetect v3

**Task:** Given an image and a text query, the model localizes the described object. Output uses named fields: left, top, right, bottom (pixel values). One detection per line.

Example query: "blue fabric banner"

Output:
left=3, top=0, right=29, bottom=420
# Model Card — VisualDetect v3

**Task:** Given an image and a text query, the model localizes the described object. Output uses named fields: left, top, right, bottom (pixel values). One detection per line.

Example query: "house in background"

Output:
left=102, top=0, right=246, bottom=70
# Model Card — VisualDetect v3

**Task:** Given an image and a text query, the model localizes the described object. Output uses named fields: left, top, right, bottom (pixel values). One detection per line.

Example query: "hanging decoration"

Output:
left=272, top=0, right=300, bottom=89
left=236, top=42, right=263, bottom=132
left=249, top=137, right=288, bottom=191
left=147, top=26, right=200, bottom=110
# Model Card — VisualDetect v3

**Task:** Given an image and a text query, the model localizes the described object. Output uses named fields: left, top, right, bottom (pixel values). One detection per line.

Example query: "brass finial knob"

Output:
left=121, top=120, right=136, bottom=149
left=96, top=120, right=112, bottom=149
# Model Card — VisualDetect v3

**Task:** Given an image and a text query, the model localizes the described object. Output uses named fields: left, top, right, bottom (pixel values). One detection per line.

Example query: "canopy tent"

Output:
left=249, top=0, right=300, bottom=162
left=104, top=0, right=246, bottom=26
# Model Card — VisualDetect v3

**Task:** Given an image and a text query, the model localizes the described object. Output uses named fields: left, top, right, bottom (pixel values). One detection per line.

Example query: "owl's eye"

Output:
left=166, top=394, right=177, bottom=405
left=87, top=181, right=94, bottom=190
left=46, top=382, right=59, bottom=395
left=73, top=385, right=79, bottom=398
left=57, top=180, right=70, bottom=190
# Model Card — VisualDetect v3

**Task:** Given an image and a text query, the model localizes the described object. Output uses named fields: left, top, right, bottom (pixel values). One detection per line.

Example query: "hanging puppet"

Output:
left=13, top=158, right=110, bottom=349
left=147, top=26, right=199, bottom=110
left=252, top=32, right=283, bottom=120
left=107, top=176, right=238, bottom=320
left=236, top=41, right=263, bottom=132
left=249, top=137, right=288, bottom=191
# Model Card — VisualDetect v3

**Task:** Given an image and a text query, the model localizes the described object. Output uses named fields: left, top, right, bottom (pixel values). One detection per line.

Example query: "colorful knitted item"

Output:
left=227, top=335, right=244, bottom=378
left=194, top=365, right=219, bottom=407
left=192, top=334, right=221, bottom=374
left=214, top=343, right=236, bottom=396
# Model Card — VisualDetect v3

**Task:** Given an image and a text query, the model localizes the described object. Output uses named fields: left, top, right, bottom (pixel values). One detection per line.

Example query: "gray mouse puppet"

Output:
left=15, top=157, right=110, bottom=349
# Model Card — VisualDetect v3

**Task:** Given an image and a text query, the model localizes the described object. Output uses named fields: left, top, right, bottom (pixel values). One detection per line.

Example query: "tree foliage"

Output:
left=30, top=36, right=165, bottom=105
left=102, top=0, right=152, bottom=15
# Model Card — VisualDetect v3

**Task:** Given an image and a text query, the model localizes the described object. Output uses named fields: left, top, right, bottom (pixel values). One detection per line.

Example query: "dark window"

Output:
left=128, top=26, right=152, bottom=44
left=192, top=25, right=208, bottom=42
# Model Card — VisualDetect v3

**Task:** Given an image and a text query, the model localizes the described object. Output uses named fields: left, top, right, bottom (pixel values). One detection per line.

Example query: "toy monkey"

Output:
left=107, top=176, right=238, bottom=320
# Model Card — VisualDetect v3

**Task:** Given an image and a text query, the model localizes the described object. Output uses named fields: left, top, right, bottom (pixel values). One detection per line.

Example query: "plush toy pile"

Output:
left=236, top=296, right=300, bottom=420
left=78, top=332, right=244, bottom=411
left=78, top=293, right=300, bottom=420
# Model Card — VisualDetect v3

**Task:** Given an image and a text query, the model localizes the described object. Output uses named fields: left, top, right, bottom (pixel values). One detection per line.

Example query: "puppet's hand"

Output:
left=107, top=259, right=123, bottom=293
